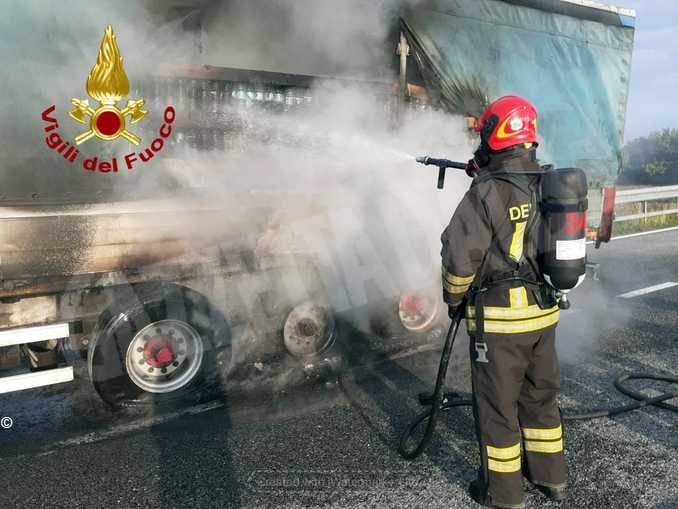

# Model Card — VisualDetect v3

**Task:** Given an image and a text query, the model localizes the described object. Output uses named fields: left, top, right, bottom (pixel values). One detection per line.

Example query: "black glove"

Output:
left=448, top=305, right=458, bottom=319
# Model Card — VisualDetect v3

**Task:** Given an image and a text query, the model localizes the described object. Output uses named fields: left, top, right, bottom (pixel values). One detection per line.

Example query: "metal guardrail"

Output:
left=615, top=185, right=678, bottom=222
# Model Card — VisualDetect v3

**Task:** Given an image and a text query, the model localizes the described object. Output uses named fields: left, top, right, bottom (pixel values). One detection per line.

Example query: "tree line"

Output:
left=621, top=128, right=678, bottom=185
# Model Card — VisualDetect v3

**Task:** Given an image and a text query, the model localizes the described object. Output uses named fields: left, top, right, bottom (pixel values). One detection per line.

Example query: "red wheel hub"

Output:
left=398, top=292, right=439, bottom=332
left=144, top=337, right=175, bottom=368
left=400, top=294, right=426, bottom=316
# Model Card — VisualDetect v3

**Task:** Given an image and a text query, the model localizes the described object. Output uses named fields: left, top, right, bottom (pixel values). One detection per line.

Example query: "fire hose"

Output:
left=398, top=307, right=678, bottom=460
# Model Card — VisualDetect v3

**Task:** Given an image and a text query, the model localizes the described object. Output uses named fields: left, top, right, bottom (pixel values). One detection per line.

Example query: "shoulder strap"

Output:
left=522, top=174, right=544, bottom=281
left=490, top=173, right=542, bottom=277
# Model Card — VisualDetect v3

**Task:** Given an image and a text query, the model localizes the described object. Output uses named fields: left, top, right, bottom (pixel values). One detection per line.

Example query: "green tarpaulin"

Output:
left=402, top=0, right=635, bottom=185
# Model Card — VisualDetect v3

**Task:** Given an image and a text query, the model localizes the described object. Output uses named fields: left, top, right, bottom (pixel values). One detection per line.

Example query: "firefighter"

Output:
left=441, top=96, right=566, bottom=508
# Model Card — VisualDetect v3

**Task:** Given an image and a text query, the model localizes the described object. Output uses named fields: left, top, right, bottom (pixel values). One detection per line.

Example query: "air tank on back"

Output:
left=540, top=167, right=588, bottom=300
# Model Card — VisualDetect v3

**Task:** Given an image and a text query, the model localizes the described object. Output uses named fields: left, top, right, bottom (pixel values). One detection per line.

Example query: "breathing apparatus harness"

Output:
left=401, top=153, right=678, bottom=460
left=466, top=163, right=561, bottom=366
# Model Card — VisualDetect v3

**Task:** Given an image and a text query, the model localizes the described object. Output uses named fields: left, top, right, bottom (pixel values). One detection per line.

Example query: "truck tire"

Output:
left=88, top=283, right=230, bottom=408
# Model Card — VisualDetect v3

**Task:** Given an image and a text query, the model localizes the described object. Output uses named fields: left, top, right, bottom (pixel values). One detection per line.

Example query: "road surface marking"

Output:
left=610, top=226, right=678, bottom=242
left=586, top=226, right=678, bottom=246
left=618, top=282, right=678, bottom=299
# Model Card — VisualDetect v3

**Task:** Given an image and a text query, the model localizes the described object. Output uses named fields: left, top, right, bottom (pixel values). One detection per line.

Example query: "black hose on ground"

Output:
left=398, top=307, right=465, bottom=460
left=398, top=319, right=678, bottom=460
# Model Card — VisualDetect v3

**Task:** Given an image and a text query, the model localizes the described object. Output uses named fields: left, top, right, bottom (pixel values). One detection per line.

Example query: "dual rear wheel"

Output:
left=88, top=283, right=230, bottom=407
left=88, top=284, right=434, bottom=407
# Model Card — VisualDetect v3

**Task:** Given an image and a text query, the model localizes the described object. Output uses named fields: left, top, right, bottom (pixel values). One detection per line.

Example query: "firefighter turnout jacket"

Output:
left=441, top=147, right=566, bottom=508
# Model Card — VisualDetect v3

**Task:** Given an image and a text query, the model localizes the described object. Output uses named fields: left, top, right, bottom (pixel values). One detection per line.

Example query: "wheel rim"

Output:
left=125, top=319, right=204, bottom=394
left=398, top=292, right=439, bottom=332
left=283, top=302, right=335, bottom=357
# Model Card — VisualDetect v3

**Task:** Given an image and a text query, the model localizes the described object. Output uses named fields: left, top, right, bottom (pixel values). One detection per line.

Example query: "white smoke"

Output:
left=0, top=0, right=477, bottom=322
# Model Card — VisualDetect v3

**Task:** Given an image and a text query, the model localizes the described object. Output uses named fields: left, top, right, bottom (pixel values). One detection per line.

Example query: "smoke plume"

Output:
left=0, top=0, right=476, bottom=335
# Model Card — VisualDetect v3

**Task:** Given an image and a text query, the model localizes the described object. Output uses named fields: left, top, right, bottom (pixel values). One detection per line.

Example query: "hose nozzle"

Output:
left=416, top=156, right=467, bottom=189
left=416, top=156, right=466, bottom=170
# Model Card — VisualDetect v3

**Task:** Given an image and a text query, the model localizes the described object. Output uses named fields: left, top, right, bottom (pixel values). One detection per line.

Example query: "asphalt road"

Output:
left=1, top=229, right=677, bottom=508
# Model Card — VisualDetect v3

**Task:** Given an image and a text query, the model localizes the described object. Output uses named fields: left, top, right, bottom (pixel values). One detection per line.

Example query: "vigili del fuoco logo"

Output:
left=40, top=25, right=176, bottom=173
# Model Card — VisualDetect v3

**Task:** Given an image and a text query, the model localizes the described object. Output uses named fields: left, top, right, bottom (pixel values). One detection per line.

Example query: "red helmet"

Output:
left=475, top=95, right=538, bottom=152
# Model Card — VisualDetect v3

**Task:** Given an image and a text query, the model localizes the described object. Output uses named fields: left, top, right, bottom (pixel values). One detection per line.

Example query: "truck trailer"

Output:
left=0, top=0, right=635, bottom=407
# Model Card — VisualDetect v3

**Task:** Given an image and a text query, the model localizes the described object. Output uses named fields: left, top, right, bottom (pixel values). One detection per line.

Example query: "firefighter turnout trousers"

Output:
left=470, top=324, right=566, bottom=508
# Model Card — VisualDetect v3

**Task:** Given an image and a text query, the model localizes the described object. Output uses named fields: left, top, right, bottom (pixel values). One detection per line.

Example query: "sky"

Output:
left=623, top=0, right=678, bottom=141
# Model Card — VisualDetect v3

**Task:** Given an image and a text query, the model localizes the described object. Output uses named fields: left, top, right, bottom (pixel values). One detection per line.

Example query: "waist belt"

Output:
left=469, top=273, right=545, bottom=344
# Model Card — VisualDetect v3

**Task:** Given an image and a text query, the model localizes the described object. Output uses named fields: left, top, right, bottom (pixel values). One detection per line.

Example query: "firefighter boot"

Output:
left=468, top=480, right=526, bottom=509
left=523, top=458, right=567, bottom=502
left=468, top=479, right=493, bottom=507
left=535, top=484, right=567, bottom=502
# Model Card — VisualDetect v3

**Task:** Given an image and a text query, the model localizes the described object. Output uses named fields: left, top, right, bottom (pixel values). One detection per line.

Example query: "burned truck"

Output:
left=0, top=0, right=635, bottom=406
